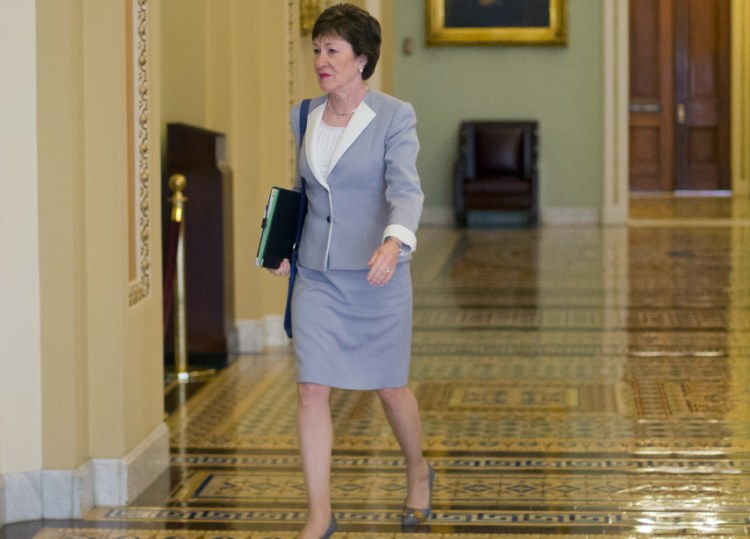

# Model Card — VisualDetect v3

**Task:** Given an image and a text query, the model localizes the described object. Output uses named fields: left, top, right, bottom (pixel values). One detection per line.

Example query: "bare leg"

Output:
left=376, top=386, right=430, bottom=508
left=297, top=382, right=334, bottom=539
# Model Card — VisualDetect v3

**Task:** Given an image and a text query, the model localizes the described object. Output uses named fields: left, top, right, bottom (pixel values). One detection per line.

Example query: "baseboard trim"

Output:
left=0, top=421, right=170, bottom=524
left=93, top=421, right=169, bottom=506
left=420, top=206, right=453, bottom=227
left=40, top=461, right=95, bottom=519
left=1, top=470, right=41, bottom=523
left=264, top=315, right=290, bottom=348
left=234, top=316, right=290, bottom=353
left=235, top=318, right=263, bottom=353
left=421, top=206, right=602, bottom=227
left=542, top=207, right=600, bottom=225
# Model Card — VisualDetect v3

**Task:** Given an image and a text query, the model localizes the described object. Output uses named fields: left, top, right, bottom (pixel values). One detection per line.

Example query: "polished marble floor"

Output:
left=6, top=197, right=750, bottom=538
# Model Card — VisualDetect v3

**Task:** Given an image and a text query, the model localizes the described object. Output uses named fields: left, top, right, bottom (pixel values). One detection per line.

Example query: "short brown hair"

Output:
left=312, top=3, right=381, bottom=81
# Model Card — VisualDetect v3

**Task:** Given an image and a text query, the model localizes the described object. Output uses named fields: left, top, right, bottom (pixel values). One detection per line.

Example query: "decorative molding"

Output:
left=129, top=0, right=151, bottom=306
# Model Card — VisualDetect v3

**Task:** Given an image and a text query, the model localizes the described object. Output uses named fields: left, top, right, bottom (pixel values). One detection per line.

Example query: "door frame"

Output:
left=602, top=0, right=750, bottom=224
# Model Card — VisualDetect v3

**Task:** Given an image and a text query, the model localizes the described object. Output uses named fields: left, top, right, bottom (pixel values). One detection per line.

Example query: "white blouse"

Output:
left=312, top=120, right=345, bottom=181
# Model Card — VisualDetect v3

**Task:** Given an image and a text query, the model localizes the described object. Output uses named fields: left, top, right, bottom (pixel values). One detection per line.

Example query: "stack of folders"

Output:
left=256, top=187, right=301, bottom=269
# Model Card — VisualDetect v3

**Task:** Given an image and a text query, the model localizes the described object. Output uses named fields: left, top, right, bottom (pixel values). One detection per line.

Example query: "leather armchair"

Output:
left=454, top=121, right=538, bottom=226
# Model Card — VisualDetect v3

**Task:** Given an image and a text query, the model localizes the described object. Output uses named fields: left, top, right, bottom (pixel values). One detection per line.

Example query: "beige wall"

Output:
left=161, top=0, right=301, bottom=325
left=230, top=1, right=293, bottom=323
left=36, top=0, right=88, bottom=469
left=160, top=0, right=209, bottom=134
left=78, top=0, right=164, bottom=461
left=3, top=0, right=165, bottom=477
left=0, top=0, right=43, bottom=475
left=0, top=0, right=394, bottom=483
left=732, top=0, right=750, bottom=193
left=160, top=1, right=394, bottom=329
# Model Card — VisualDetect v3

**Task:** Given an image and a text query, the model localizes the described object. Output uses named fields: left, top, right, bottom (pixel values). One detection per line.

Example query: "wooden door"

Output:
left=673, top=0, right=731, bottom=190
left=629, top=0, right=730, bottom=192
left=629, top=0, right=674, bottom=191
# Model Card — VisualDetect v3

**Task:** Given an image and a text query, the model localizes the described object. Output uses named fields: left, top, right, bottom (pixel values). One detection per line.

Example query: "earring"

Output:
left=358, top=67, right=364, bottom=74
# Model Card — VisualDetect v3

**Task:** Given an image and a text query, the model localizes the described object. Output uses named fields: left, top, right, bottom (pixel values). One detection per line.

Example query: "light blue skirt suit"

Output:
left=290, top=91, right=424, bottom=390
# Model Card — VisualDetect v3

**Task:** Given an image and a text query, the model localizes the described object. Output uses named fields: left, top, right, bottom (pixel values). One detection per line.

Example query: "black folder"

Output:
left=256, top=187, right=302, bottom=269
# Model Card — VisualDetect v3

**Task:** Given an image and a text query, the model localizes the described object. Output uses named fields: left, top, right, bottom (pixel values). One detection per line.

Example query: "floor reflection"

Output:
left=7, top=196, right=750, bottom=538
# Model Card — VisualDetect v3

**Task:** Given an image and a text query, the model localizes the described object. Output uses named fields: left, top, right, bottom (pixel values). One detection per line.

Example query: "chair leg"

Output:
left=529, top=207, right=539, bottom=227
left=455, top=211, right=467, bottom=228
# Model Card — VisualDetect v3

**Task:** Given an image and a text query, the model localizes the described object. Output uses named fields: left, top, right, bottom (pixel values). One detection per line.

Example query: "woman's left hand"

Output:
left=268, top=258, right=291, bottom=276
left=367, top=240, right=401, bottom=286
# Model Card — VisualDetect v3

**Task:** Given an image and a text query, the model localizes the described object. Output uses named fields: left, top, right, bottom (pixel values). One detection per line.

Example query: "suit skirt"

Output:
left=291, top=260, right=412, bottom=390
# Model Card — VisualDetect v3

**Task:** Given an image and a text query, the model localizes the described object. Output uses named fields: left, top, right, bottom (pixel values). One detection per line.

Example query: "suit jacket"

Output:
left=290, top=91, right=424, bottom=272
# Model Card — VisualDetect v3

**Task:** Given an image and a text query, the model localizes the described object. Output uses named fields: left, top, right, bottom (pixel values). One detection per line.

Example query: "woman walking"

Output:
left=269, top=5, right=432, bottom=538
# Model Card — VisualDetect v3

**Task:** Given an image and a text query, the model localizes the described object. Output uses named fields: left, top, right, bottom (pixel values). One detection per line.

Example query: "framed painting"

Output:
left=426, top=0, right=568, bottom=46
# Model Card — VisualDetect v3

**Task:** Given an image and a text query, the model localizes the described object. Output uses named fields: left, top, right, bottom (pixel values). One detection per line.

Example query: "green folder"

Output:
left=256, top=187, right=301, bottom=269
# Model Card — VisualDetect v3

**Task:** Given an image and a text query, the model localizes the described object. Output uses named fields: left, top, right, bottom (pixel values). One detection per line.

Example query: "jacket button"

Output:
left=327, top=215, right=331, bottom=223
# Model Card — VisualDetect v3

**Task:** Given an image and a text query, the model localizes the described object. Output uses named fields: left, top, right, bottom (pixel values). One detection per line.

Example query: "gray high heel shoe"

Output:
left=320, top=514, right=337, bottom=539
left=401, top=463, right=435, bottom=528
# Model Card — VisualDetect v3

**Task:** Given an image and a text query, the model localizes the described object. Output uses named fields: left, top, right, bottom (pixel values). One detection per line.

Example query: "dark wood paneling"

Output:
left=163, top=123, right=234, bottom=367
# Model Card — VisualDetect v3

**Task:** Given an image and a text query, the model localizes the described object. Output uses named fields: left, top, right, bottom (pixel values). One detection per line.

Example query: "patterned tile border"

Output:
left=34, top=528, right=694, bottom=539
left=82, top=506, right=750, bottom=534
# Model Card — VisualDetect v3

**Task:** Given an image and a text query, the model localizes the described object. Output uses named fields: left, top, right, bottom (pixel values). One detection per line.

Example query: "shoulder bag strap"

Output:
left=284, top=98, right=311, bottom=339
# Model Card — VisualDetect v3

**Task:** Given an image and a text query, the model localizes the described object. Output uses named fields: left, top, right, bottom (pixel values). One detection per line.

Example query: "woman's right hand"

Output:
left=269, top=258, right=291, bottom=276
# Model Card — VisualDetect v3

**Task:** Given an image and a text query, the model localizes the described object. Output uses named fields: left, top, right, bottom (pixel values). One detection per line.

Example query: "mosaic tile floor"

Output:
left=8, top=198, right=750, bottom=538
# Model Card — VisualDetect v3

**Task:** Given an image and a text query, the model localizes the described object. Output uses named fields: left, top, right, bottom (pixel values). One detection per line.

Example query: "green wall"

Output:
left=393, top=1, right=604, bottom=220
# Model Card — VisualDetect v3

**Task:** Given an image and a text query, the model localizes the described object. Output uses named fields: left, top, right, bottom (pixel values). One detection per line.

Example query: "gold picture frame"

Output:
left=426, top=0, right=568, bottom=46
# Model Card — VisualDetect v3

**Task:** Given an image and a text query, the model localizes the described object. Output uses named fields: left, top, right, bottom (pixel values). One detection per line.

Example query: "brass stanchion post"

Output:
left=169, top=174, right=215, bottom=383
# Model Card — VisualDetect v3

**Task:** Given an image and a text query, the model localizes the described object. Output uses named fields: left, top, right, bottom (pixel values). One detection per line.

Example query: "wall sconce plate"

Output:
left=300, top=0, right=321, bottom=35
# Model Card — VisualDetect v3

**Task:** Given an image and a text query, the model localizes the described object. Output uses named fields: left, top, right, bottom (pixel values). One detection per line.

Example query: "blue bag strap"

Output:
left=293, top=98, right=310, bottom=248
left=296, top=98, right=310, bottom=216
left=299, top=99, right=310, bottom=150
left=284, top=98, right=311, bottom=338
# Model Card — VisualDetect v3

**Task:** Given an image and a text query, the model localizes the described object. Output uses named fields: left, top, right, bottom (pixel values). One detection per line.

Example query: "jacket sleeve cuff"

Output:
left=382, top=224, right=417, bottom=255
